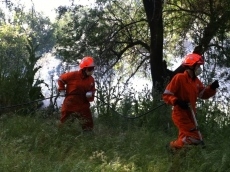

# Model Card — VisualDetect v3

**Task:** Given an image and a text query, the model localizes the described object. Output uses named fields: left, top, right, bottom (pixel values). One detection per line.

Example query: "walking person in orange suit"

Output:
left=57, top=56, right=96, bottom=132
left=162, top=53, right=219, bottom=150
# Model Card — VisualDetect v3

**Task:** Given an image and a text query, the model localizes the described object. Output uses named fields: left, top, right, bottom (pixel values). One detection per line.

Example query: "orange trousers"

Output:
left=170, top=113, right=201, bottom=149
left=60, top=108, right=93, bottom=131
left=170, top=130, right=201, bottom=149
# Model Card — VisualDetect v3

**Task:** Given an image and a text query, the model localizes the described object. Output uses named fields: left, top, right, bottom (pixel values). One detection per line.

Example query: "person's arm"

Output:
left=162, top=74, right=189, bottom=109
left=198, top=80, right=218, bottom=99
left=86, top=78, right=96, bottom=102
left=162, top=75, right=180, bottom=106
left=57, top=73, right=68, bottom=91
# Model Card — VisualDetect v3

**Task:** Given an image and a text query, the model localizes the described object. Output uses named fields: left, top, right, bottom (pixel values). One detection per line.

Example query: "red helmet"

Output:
left=79, top=56, right=95, bottom=69
left=182, top=53, right=204, bottom=67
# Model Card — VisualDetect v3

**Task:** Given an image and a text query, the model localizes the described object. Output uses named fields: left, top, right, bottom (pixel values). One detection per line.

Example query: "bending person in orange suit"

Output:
left=57, top=56, right=96, bottom=132
left=162, top=53, right=219, bottom=150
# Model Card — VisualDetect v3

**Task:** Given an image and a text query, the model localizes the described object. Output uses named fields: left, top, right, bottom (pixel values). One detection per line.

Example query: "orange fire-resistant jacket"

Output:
left=163, top=71, right=216, bottom=111
left=57, top=69, right=96, bottom=112
left=162, top=71, right=216, bottom=143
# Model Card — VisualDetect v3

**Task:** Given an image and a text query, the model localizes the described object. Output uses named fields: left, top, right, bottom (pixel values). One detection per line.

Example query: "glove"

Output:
left=59, top=90, right=66, bottom=97
left=210, top=80, right=219, bottom=90
left=175, top=99, right=189, bottom=109
left=86, top=91, right=93, bottom=98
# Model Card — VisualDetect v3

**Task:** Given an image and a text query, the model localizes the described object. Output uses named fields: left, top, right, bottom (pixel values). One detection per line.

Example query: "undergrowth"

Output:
left=0, top=110, right=230, bottom=172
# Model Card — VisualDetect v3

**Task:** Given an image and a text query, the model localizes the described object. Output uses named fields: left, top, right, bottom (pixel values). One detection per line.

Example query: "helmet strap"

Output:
left=186, top=66, right=196, bottom=80
left=81, top=68, right=88, bottom=78
left=191, top=70, right=197, bottom=80
left=190, top=64, right=198, bottom=80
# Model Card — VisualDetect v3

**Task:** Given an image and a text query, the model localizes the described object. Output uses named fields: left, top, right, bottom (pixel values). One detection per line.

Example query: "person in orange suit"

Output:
left=57, top=56, right=96, bottom=132
left=162, top=53, right=219, bottom=150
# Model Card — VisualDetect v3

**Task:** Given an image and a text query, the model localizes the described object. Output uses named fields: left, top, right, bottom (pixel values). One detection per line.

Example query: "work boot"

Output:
left=194, top=140, right=206, bottom=149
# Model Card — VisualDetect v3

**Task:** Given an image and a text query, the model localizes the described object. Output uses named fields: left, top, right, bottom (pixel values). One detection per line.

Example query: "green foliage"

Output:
left=55, top=1, right=150, bottom=83
left=92, top=71, right=166, bottom=130
left=164, top=0, right=230, bottom=62
left=55, top=0, right=230, bottom=100
left=0, top=24, right=29, bottom=106
left=11, top=9, right=56, bottom=56
left=54, top=0, right=230, bottom=106
left=0, top=7, right=56, bottom=111
left=1, top=105, right=230, bottom=172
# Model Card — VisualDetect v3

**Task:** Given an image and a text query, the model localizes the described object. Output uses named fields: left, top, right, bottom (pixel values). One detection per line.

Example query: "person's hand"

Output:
left=210, top=80, right=219, bottom=90
left=86, top=91, right=93, bottom=98
left=175, top=99, right=189, bottom=109
left=59, top=90, right=66, bottom=97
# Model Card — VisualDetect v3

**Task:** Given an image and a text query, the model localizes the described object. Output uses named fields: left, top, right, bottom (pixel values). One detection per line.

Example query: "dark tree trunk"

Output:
left=143, top=0, right=168, bottom=93
left=143, top=0, right=230, bottom=93
left=172, top=12, right=230, bottom=80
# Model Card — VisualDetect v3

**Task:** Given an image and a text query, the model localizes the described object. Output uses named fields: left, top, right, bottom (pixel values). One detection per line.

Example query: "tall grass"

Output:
left=1, top=107, right=230, bottom=172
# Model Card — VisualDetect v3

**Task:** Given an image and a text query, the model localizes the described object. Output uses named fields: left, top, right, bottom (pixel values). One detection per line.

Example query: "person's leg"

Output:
left=170, top=129, right=202, bottom=149
left=170, top=130, right=184, bottom=149
left=77, top=108, right=94, bottom=131
left=170, top=110, right=202, bottom=149
left=60, top=111, right=72, bottom=123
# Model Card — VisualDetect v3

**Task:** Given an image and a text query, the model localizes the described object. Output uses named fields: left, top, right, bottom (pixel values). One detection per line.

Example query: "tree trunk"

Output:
left=172, top=11, right=230, bottom=80
left=143, top=0, right=166, bottom=93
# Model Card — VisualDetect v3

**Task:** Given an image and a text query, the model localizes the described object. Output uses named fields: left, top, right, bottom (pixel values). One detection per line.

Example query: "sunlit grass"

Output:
left=0, top=113, right=230, bottom=172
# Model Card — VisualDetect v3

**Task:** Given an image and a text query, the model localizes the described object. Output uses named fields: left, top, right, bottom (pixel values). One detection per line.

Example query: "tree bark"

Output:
left=171, top=10, right=230, bottom=80
left=143, top=0, right=167, bottom=93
